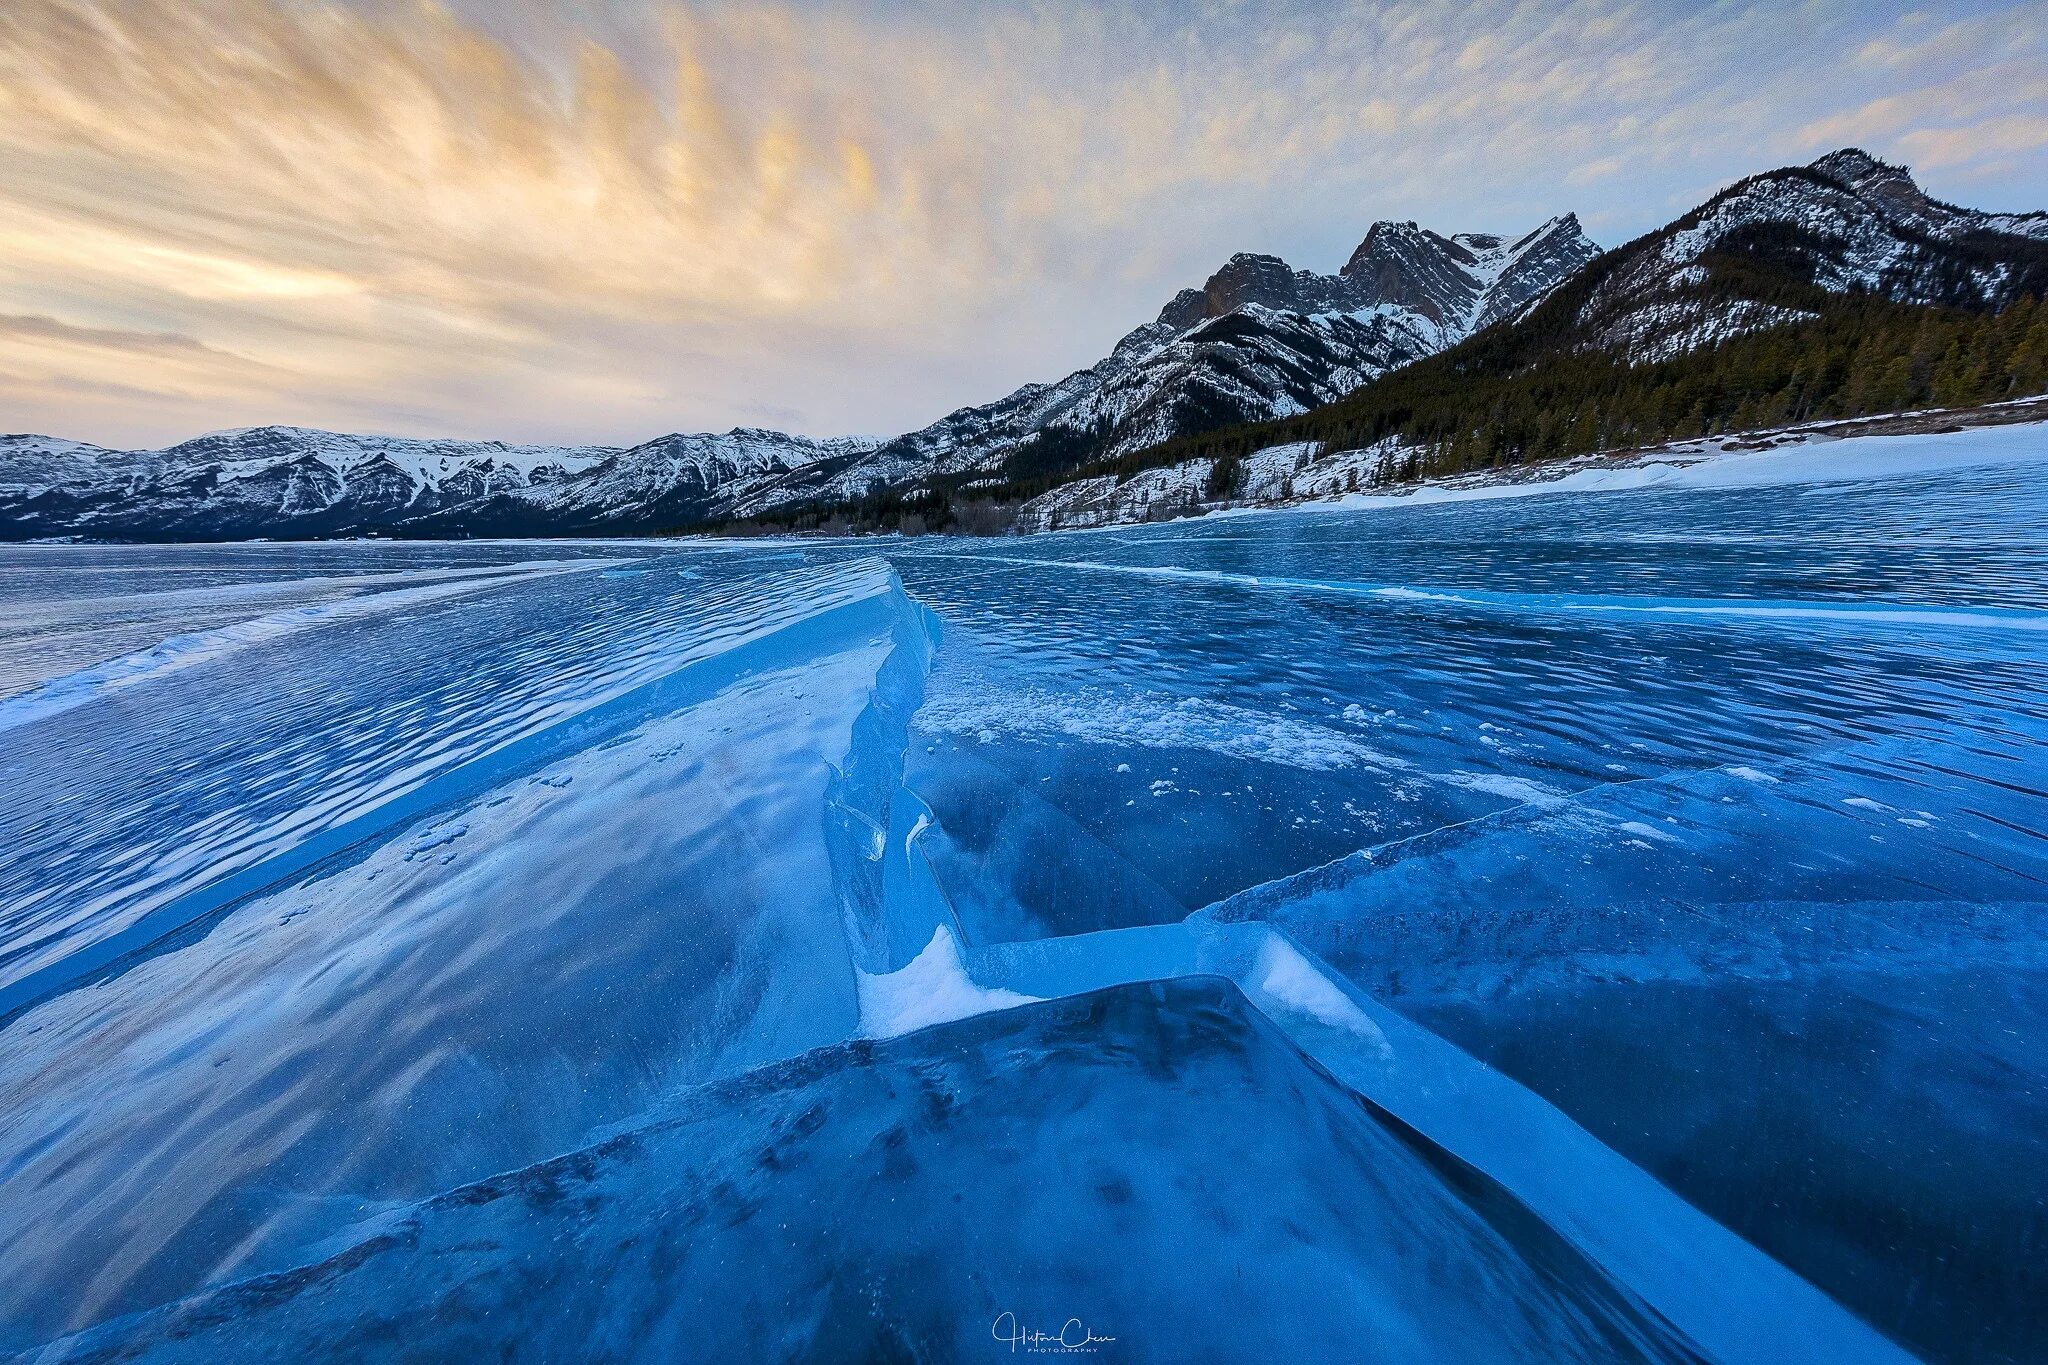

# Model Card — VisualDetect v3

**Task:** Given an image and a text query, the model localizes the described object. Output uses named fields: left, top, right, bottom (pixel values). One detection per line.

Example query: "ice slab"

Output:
left=957, top=920, right=1907, bottom=1364
left=0, top=560, right=939, bottom=1345
left=29, top=980, right=1709, bottom=1365
left=0, top=557, right=890, bottom=1010
left=1200, top=733, right=2048, bottom=1361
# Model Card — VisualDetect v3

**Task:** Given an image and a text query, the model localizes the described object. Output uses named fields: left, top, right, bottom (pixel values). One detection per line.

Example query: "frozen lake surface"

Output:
left=1, top=427, right=2044, bottom=1362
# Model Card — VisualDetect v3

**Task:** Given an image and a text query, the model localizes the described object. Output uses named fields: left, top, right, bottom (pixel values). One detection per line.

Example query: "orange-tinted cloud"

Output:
left=1, top=0, right=2042, bottom=449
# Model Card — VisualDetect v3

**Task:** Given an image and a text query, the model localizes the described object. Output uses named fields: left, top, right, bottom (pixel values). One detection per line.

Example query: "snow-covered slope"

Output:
left=1020, top=400, right=2048, bottom=532
left=1575, top=149, right=2048, bottom=362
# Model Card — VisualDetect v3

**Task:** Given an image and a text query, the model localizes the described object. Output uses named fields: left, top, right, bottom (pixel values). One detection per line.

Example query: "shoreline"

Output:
left=1051, top=398, right=2048, bottom=536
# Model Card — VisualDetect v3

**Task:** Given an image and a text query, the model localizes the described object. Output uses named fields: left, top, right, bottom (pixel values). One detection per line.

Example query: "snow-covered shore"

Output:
left=1030, top=403, right=2048, bottom=535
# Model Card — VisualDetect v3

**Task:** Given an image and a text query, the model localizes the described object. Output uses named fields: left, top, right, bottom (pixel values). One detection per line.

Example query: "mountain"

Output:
left=8, top=147, right=2040, bottom=541
left=397, top=429, right=883, bottom=537
left=1571, top=148, right=2048, bottom=363
left=751, top=215, right=1598, bottom=510
left=0, top=425, right=879, bottom=541
left=978, top=148, right=2048, bottom=528
left=0, top=211, right=1594, bottom=541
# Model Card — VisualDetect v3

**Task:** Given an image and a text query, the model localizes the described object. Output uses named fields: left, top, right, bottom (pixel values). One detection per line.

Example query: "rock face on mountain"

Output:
left=1571, top=149, right=2048, bottom=363
left=1157, top=216, right=1592, bottom=334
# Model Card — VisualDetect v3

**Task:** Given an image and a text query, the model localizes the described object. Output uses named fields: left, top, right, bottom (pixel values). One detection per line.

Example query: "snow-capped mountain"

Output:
left=10, top=147, right=2039, bottom=541
left=752, top=214, right=1598, bottom=507
left=1006, top=149, right=2048, bottom=533
left=1574, top=149, right=2048, bottom=362
left=0, top=214, right=1594, bottom=540
left=400, top=429, right=884, bottom=536
left=0, top=425, right=878, bottom=540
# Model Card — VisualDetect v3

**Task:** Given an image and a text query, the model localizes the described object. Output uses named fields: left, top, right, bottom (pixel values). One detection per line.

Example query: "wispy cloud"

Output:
left=1, top=0, right=2043, bottom=449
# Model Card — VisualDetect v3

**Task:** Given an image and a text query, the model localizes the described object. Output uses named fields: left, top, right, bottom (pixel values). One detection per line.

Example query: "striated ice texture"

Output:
left=2, top=427, right=2045, bottom=1362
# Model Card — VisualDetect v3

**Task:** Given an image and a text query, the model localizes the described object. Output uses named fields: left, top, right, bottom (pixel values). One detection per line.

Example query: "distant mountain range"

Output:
left=3, top=148, right=2043, bottom=541
left=0, top=212, right=1597, bottom=539
left=0, top=426, right=885, bottom=541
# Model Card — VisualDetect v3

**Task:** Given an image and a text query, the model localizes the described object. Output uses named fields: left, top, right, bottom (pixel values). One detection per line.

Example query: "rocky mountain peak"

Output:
left=1343, top=220, right=1477, bottom=274
left=1469, top=214, right=1602, bottom=330
left=1809, top=148, right=1917, bottom=195
left=1805, top=147, right=1946, bottom=230
left=1157, top=253, right=1338, bottom=329
left=1516, top=212, right=1584, bottom=247
left=1157, top=214, right=1597, bottom=338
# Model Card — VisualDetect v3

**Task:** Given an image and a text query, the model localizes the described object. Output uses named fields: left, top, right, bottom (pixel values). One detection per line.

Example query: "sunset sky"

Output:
left=4, top=0, right=2045, bottom=450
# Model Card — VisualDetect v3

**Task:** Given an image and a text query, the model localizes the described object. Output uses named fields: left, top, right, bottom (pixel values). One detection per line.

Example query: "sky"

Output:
left=2, top=0, right=2045, bottom=451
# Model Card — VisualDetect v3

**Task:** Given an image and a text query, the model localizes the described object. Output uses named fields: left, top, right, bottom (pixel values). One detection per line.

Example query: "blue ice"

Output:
left=2, top=430, right=2045, bottom=1362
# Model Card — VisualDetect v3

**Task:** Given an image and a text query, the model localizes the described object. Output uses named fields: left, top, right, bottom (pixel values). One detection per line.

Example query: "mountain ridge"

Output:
left=5, top=147, right=2043, bottom=541
left=976, top=148, right=2048, bottom=529
left=1, top=210, right=1596, bottom=539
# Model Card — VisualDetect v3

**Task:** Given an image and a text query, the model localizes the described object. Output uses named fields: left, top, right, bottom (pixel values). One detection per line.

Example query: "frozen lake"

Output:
left=2, top=426, right=2044, bottom=1362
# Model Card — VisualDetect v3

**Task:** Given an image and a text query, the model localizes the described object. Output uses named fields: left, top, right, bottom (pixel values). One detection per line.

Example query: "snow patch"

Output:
left=903, top=811, right=931, bottom=858
left=856, top=925, right=1040, bottom=1039
left=1439, top=771, right=1567, bottom=804
left=1248, top=936, right=1391, bottom=1056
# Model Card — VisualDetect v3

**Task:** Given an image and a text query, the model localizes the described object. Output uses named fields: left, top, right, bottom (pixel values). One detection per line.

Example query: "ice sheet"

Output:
left=27, top=981, right=1712, bottom=1365
left=0, top=560, right=929, bottom=1343
left=0, top=559, right=621, bottom=731
left=4, top=424, right=2046, bottom=1362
